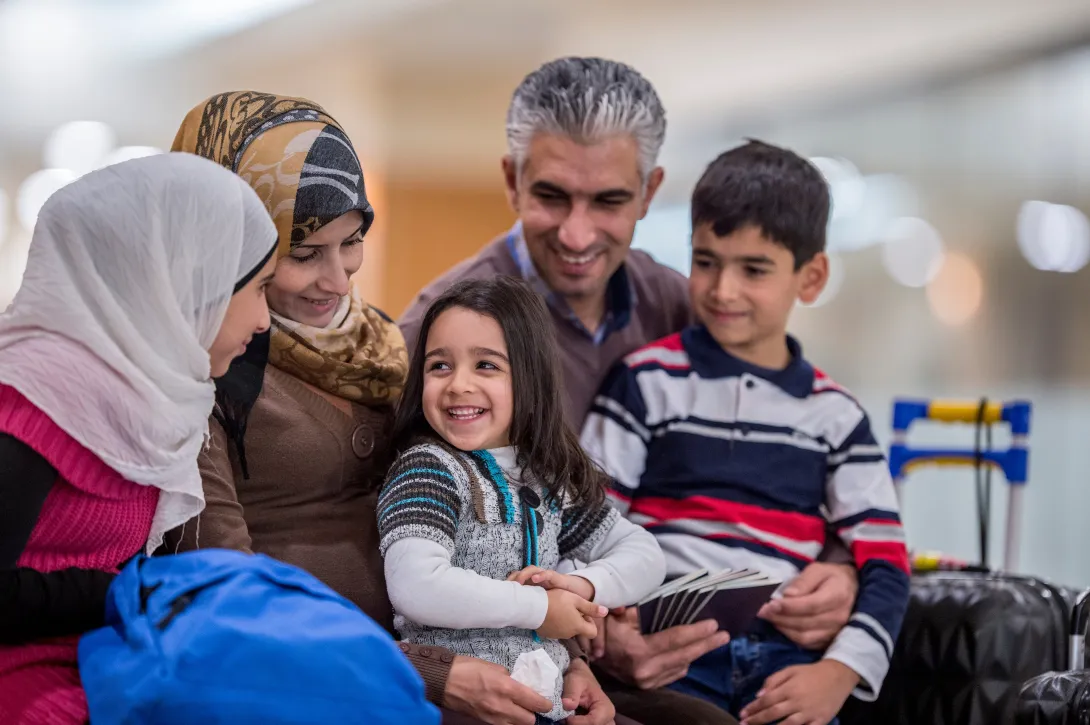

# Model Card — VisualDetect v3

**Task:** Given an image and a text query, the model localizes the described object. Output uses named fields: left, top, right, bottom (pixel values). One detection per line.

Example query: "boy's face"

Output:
left=689, top=223, right=828, bottom=367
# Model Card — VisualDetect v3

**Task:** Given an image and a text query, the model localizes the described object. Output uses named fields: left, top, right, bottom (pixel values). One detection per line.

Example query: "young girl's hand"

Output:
left=508, top=566, right=596, bottom=601
left=738, top=659, right=859, bottom=725
left=537, top=589, right=607, bottom=640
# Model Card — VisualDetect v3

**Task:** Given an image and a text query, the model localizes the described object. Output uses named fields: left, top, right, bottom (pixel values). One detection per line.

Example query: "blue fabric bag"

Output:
left=78, top=549, right=439, bottom=725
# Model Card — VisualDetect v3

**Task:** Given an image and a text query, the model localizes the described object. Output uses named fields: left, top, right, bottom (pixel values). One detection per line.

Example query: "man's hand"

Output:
left=758, top=563, right=857, bottom=650
left=562, top=657, right=616, bottom=725
left=739, top=660, right=859, bottom=725
left=443, top=655, right=553, bottom=725
left=594, top=606, right=731, bottom=690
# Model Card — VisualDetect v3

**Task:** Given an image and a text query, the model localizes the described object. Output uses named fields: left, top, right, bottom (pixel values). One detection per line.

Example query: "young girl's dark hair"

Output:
left=390, top=276, right=607, bottom=509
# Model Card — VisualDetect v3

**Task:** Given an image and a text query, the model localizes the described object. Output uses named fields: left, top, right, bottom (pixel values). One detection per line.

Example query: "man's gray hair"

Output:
left=506, top=57, right=667, bottom=180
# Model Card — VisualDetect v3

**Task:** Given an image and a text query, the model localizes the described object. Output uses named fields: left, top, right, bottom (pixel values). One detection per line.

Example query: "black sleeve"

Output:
left=0, top=568, right=117, bottom=644
left=0, top=433, right=117, bottom=643
left=0, top=432, right=58, bottom=567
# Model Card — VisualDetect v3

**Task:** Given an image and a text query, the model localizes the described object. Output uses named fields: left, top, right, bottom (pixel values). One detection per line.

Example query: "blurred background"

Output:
left=2, top=0, right=1089, bottom=584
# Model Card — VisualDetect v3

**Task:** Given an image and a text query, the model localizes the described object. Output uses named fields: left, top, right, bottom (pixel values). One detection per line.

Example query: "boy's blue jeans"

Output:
left=667, top=622, right=840, bottom=725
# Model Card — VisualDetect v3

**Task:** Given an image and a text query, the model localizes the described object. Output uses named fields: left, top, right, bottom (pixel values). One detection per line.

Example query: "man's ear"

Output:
left=797, top=252, right=830, bottom=305
left=501, top=155, right=520, bottom=212
left=638, top=166, right=665, bottom=219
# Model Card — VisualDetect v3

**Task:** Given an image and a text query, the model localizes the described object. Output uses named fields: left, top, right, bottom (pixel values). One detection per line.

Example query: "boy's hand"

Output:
left=537, top=589, right=607, bottom=641
left=508, top=565, right=596, bottom=601
left=739, top=660, right=859, bottom=725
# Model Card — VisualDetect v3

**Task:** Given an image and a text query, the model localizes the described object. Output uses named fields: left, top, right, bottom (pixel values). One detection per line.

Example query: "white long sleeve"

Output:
left=569, top=515, right=665, bottom=608
left=384, top=537, right=549, bottom=630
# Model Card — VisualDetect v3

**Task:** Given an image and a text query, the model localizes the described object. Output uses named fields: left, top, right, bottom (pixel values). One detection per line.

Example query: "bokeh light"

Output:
left=101, top=146, right=165, bottom=168
left=880, top=216, right=945, bottom=288
left=1017, top=200, right=1090, bottom=273
left=926, top=251, right=984, bottom=326
left=43, top=120, right=116, bottom=176
left=16, top=169, right=78, bottom=231
left=810, top=157, right=865, bottom=222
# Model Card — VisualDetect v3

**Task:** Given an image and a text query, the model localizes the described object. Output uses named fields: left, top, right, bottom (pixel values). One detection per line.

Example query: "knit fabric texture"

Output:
left=378, top=441, right=617, bottom=721
left=0, top=383, right=159, bottom=725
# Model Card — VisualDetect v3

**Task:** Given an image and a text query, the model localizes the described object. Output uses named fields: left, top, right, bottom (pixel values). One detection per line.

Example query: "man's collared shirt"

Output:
left=504, top=223, right=635, bottom=346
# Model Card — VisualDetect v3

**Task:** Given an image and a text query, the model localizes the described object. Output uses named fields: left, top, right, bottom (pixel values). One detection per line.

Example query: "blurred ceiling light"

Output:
left=804, top=253, right=844, bottom=308
left=17, top=169, right=78, bottom=232
left=44, top=121, right=117, bottom=177
left=1017, top=200, right=1090, bottom=273
left=101, top=146, right=165, bottom=168
left=880, top=216, right=945, bottom=288
left=927, top=252, right=983, bottom=327
left=810, top=157, right=865, bottom=222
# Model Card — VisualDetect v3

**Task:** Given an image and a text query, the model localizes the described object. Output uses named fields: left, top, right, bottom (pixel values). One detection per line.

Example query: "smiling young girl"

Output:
left=378, top=277, right=665, bottom=722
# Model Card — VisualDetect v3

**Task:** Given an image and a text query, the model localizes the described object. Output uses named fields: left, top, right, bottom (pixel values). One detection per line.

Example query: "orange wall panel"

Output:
left=382, top=179, right=515, bottom=318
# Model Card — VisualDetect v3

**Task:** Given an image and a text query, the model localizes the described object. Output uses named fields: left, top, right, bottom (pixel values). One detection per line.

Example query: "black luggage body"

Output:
left=841, top=572, right=1076, bottom=725
left=1016, top=674, right=1090, bottom=725
left=1015, top=591, right=1090, bottom=725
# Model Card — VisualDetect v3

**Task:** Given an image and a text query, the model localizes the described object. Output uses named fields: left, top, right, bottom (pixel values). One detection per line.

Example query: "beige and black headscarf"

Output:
left=174, top=91, right=408, bottom=475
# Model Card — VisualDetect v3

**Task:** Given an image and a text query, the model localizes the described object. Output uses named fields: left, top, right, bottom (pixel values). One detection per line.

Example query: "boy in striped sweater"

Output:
left=580, top=140, right=910, bottom=725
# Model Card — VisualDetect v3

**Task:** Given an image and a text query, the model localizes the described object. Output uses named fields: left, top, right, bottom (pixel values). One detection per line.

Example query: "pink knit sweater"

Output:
left=0, top=384, right=159, bottom=725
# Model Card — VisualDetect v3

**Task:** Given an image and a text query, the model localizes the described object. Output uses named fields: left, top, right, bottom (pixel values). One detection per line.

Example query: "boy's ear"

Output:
left=797, top=252, right=830, bottom=305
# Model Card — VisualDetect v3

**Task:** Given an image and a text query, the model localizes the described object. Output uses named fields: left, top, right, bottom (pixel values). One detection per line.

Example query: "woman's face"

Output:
left=207, top=253, right=277, bottom=378
left=265, top=210, right=366, bottom=327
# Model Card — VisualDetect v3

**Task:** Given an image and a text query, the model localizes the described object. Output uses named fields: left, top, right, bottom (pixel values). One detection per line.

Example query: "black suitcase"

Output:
left=842, top=398, right=1076, bottom=725
left=1015, top=591, right=1090, bottom=724
left=841, top=572, right=1077, bottom=725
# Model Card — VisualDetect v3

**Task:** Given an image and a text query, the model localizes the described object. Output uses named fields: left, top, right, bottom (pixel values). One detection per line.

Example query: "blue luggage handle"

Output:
left=888, top=398, right=1032, bottom=572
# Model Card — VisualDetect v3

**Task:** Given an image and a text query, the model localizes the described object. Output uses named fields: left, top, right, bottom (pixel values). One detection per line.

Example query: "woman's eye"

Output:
left=292, top=250, right=319, bottom=264
left=428, top=361, right=451, bottom=372
left=343, top=235, right=364, bottom=248
left=477, top=361, right=499, bottom=371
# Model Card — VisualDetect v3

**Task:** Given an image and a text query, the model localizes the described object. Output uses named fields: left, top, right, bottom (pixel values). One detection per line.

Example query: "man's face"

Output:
left=503, top=133, right=663, bottom=305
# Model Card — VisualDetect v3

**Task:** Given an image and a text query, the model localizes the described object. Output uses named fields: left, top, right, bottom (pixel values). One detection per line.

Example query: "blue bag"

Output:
left=78, top=549, right=439, bottom=725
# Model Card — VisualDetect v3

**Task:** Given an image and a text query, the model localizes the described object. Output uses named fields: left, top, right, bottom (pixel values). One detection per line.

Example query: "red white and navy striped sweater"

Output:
left=579, top=325, right=910, bottom=700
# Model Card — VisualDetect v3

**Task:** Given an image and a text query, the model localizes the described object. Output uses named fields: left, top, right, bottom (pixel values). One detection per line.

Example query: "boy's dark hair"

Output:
left=691, top=139, right=830, bottom=268
left=390, top=276, right=607, bottom=509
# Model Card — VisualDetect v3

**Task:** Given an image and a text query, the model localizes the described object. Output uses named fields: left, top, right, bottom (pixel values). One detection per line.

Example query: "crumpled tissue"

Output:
left=510, top=649, right=561, bottom=699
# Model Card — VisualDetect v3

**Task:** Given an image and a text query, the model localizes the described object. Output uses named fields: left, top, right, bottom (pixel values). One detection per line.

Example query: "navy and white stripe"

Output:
left=580, top=325, right=910, bottom=700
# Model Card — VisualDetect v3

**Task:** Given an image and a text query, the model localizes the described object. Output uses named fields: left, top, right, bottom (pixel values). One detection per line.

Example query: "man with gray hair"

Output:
left=400, top=57, right=858, bottom=725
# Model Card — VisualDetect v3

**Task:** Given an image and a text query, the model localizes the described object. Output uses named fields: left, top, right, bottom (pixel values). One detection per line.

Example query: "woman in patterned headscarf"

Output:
left=170, top=93, right=499, bottom=725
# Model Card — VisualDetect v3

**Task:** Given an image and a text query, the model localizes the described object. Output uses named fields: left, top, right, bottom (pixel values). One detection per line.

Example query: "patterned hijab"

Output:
left=173, top=91, right=408, bottom=475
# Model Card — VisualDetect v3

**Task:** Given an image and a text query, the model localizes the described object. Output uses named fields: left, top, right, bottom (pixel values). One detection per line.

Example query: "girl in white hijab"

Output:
left=0, top=152, right=279, bottom=725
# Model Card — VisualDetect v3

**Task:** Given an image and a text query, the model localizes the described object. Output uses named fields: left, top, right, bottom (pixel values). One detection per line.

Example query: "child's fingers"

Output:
left=572, top=616, right=599, bottom=640
left=739, top=693, right=795, bottom=725
left=756, top=665, right=797, bottom=695
left=574, top=598, right=609, bottom=619
left=740, top=682, right=793, bottom=723
left=508, top=566, right=546, bottom=586
left=530, top=570, right=558, bottom=587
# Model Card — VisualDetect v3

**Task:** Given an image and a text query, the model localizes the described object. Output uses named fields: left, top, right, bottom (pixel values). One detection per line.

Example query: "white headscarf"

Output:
left=0, top=152, right=278, bottom=553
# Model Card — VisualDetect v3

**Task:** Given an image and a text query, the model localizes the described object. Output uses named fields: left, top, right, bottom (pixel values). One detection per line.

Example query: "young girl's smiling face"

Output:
left=422, top=306, right=514, bottom=451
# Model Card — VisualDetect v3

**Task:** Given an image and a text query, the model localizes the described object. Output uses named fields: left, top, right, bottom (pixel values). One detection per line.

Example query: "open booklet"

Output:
left=636, top=568, right=782, bottom=635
